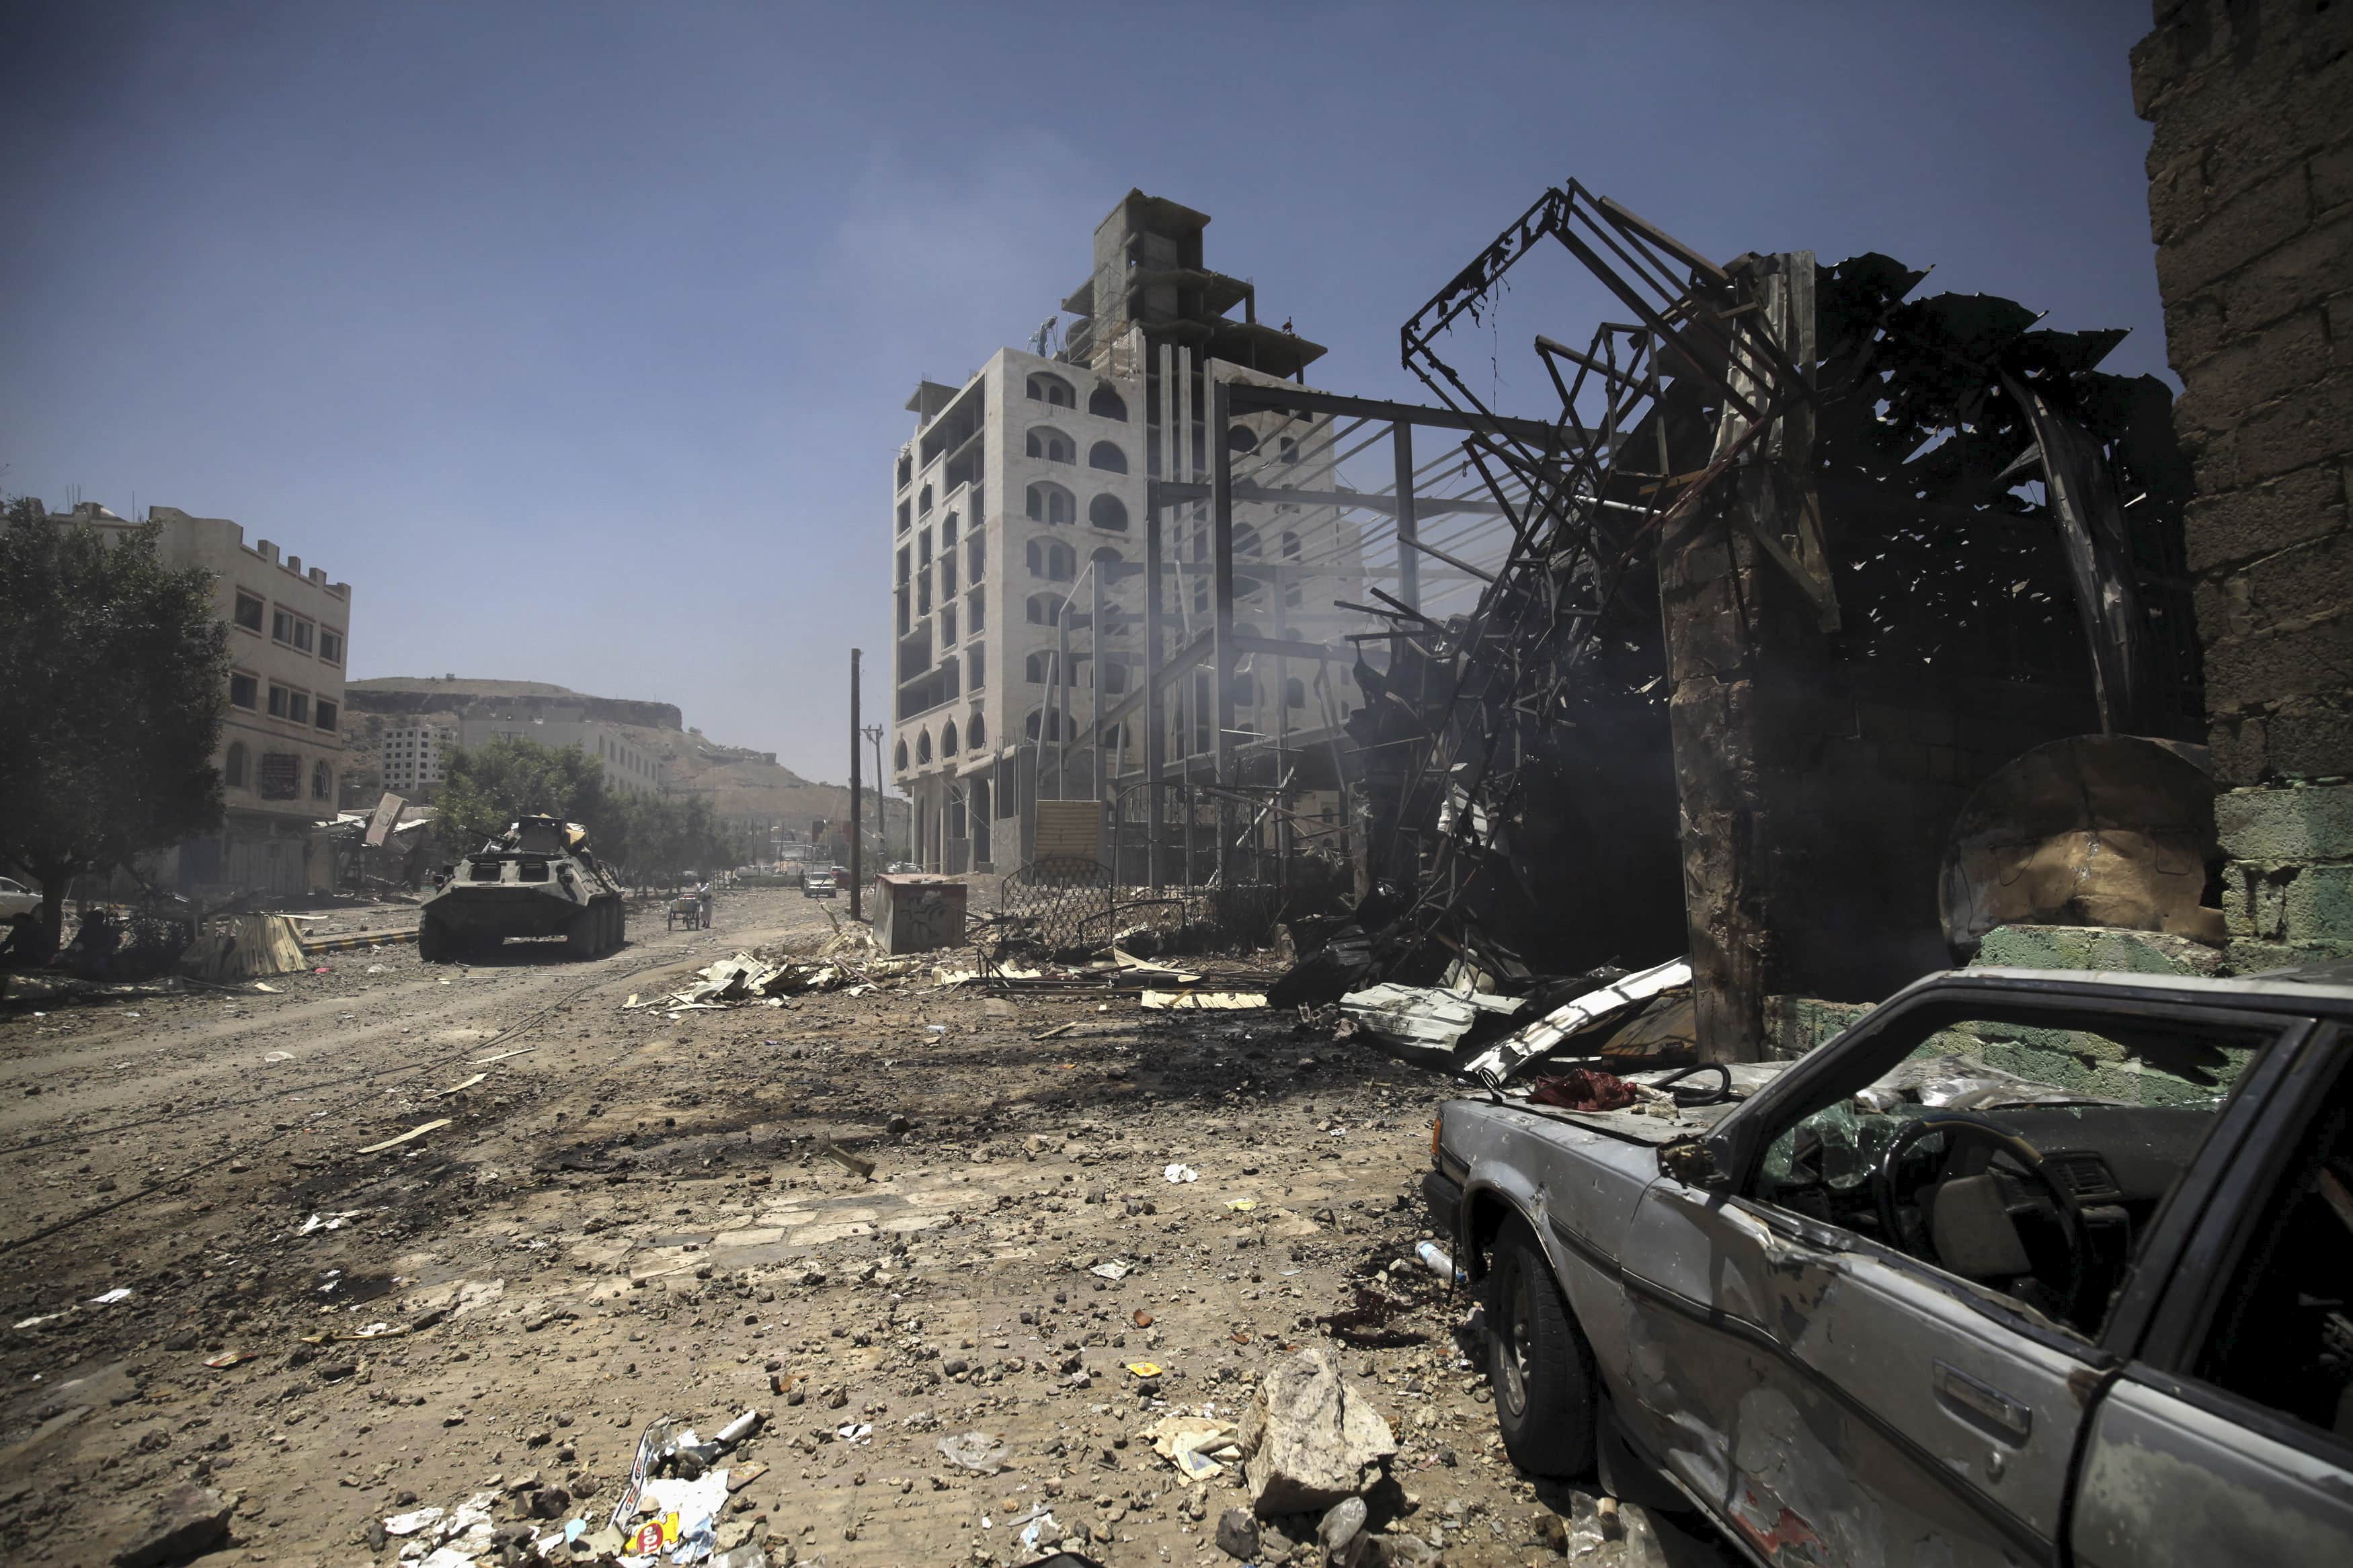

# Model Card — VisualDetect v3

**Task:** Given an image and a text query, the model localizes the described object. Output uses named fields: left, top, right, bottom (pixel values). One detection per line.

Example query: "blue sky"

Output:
left=1, top=1, right=2165, bottom=787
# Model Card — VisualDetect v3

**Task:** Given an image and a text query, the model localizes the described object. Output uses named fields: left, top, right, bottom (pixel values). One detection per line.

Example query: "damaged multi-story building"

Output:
left=889, top=191, right=1367, bottom=874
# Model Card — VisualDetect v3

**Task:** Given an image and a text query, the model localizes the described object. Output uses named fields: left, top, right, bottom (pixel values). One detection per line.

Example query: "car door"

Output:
left=2070, top=1022, right=2353, bottom=1568
left=1616, top=985, right=2295, bottom=1567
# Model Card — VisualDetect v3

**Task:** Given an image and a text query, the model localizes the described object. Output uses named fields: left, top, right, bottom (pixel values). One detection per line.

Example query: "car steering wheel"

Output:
left=1871, top=1109, right=2089, bottom=1311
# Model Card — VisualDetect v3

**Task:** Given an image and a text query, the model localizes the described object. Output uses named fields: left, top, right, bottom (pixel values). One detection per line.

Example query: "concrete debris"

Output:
left=1140, top=989, right=1267, bottom=1010
left=936, top=1430, right=1008, bottom=1474
left=1215, top=1507, right=1261, bottom=1561
left=630, top=948, right=928, bottom=1014
left=1339, top=983, right=1515, bottom=1063
left=1317, top=1494, right=1370, bottom=1567
left=1143, top=1413, right=1242, bottom=1480
left=177, top=913, right=308, bottom=981
left=111, top=1485, right=233, bottom=1568
left=1237, top=1346, right=1398, bottom=1516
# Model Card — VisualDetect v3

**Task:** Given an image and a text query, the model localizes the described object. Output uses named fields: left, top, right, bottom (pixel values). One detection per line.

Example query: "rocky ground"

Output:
left=0, top=887, right=1735, bottom=1568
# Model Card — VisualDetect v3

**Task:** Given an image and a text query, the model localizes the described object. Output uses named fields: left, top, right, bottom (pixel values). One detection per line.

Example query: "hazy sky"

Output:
left=2, top=1, right=2165, bottom=788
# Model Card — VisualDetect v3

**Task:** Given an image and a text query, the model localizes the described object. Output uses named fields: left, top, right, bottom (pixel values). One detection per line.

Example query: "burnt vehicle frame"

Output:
left=1426, top=967, right=2353, bottom=1567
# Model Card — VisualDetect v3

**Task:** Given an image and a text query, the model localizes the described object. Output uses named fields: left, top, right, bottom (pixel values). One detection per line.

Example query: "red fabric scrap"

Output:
left=1527, top=1067, right=1639, bottom=1112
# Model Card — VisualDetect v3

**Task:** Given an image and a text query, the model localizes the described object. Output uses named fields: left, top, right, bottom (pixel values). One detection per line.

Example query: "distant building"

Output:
left=378, top=720, right=458, bottom=795
left=456, top=708, right=664, bottom=796
left=888, top=190, right=1361, bottom=872
left=52, top=501, right=353, bottom=897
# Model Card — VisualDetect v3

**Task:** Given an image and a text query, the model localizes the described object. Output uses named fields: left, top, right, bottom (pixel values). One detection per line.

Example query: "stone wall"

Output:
left=2135, top=0, right=2353, bottom=964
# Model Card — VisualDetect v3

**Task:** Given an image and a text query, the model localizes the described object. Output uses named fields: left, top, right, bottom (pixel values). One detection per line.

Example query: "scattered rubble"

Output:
left=1238, top=1346, right=1399, bottom=1516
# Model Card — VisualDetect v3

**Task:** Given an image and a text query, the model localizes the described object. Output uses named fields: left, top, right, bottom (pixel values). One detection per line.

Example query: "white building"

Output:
left=57, top=501, right=354, bottom=897
left=378, top=721, right=458, bottom=794
left=889, top=192, right=1361, bottom=872
left=456, top=709, right=664, bottom=796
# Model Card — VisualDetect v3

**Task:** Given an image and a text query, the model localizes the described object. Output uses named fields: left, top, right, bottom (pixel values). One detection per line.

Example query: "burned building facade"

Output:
left=1341, top=186, right=2206, bottom=1059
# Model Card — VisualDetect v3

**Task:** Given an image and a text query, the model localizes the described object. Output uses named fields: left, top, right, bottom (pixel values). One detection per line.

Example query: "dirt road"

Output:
left=0, top=888, right=1726, bottom=1567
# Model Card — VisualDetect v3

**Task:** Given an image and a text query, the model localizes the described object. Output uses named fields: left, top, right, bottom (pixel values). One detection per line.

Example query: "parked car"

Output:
left=802, top=867, right=837, bottom=899
left=1425, top=964, right=2353, bottom=1567
left=0, top=876, right=38, bottom=923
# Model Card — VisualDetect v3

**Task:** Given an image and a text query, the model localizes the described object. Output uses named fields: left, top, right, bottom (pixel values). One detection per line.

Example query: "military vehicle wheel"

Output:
left=1487, top=1212, right=1597, bottom=1476
left=418, top=915, right=453, bottom=963
left=609, top=903, right=626, bottom=952
left=567, top=907, right=601, bottom=959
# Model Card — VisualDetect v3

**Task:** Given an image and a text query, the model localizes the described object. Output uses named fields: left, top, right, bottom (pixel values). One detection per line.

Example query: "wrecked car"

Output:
left=1426, top=966, right=2353, bottom=1566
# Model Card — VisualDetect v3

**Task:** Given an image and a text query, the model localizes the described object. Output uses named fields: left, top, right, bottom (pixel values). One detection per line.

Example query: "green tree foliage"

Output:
left=432, top=735, right=744, bottom=886
left=0, top=498, right=231, bottom=958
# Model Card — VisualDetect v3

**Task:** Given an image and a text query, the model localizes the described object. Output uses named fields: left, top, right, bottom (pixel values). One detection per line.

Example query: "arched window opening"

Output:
left=941, top=513, right=959, bottom=547
left=1226, top=424, right=1258, bottom=453
left=1090, top=545, right=1123, bottom=567
left=1027, top=426, right=1074, bottom=464
left=941, top=720, right=959, bottom=756
left=1026, top=593, right=1062, bottom=626
left=967, top=710, right=986, bottom=749
left=225, top=742, right=249, bottom=788
left=1088, top=493, right=1127, bottom=531
left=1088, top=384, right=1127, bottom=421
left=1286, top=676, right=1308, bottom=709
left=1026, top=540, right=1075, bottom=581
left=1103, top=659, right=1130, bottom=695
left=1027, top=373, right=1074, bottom=408
left=895, top=739, right=908, bottom=770
left=1279, top=436, right=1298, bottom=464
left=1234, top=524, right=1260, bottom=557
left=1025, top=650, right=1057, bottom=684
left=916, top=730, right=932, bottom=764
left=1281, top=530, right=1301, bottom=558
left=1025, top=708, right=1066, bottom=742
left=1086, top=440, right=1127, bottom=474
left=896, top=453, right=912, bottom=490
left=1026, top=482, right=1075, bottom=525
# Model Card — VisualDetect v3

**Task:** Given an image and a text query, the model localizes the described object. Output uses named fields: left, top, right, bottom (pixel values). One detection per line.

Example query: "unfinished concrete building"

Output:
left=891, top=192, right=1371, bottom=876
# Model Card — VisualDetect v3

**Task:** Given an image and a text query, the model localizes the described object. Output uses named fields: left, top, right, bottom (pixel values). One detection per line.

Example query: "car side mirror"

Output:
left=1661, top=1137, right=1733, bottom=1193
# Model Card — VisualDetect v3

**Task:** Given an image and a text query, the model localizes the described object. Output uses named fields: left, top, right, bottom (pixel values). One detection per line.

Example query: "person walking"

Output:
left=698, top=880, right=715, bottom=929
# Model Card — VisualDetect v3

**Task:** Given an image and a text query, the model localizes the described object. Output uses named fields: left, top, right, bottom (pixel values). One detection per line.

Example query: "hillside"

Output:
left=344, top=676, right=903, bottom=839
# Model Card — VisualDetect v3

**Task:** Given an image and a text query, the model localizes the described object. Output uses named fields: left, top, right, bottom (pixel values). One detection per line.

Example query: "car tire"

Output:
left=1486, top=1212, right=1597, bottom=1477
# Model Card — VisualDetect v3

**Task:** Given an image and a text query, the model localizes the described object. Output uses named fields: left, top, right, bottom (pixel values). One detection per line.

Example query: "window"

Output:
left=968, top=710, right=986, bottom=749
left=1025, top=650, right=1058, bottom=684
left=1088, top=384, right=1127, bottom=421
left=311, top=761, right=332, bottom=800
left=314, top=699, right=338, bottom=733
left=1227, top=424, right=1259, bottom=453
left=1287, top=676, right=1307, bottom=708
left=1104, top=659, right=1130, bottom=695
left=968, top=588, right=984, bottom=632
left=1279, top=436, right=1298, bottom=464
left=897, top=546, right=910, bottom=585
left=941, top=551, right=957, bottom=596
left=1746, top=1004, right=2271, bottom=1336
left=268, top=684, right=289, bottom=718
left=1234, top=524, right=1261, bottom=557
left=967, top=644, right=985, bottom=687
left=916, top=730, right=932, bottom=764
left=272, top=608, right=294, bottom=644
left=895, top=739, right=908, bottom=771
left=319, top=628, right=343, bottom=664
left=1027, top=372, right=1075, bottom=407
left=1090, top=545, right=1124, bottom=568
left=919, top=484, right=933, bottom=515
left=941, top=720, right=958, bottom=756
left=2191, top=1059, right=2353, bottom=1439
left=897, top=453, right=912, bottom=491
left=256, top=751, right=301, bottom=800
left=229, top=672, right=258, bottom=710
left=1087, top=440, right=1128, bottom=474
left=898, top=498, right=911, bottom=534
left=968, top=532, right=986, bottom=581
left=1027, top=427, right=1074, bottom=464
left=233, top=591, right=264, bottom=632
left=288, top=691, right=309, bottom=725
left=1026, top=482, right=1075, bottom=525
left=941, top=513, right=959, bottom=548
left=225, top=742, right=249, bottom=788
left=1025, top=707, right=1065, bottom=742
left=1026, top=540, right=1075, bottom=581
left=941, top=604, right=958, bottom=645
left=1026, top=593, right=1062, bottom=626
left=1089, top=493, right=1127, bottom=531
left=896, top=588, right=912, bottom=636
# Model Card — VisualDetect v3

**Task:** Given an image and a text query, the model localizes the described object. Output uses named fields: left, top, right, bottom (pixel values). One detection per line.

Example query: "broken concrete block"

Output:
left=112, top=1485, right=233, bottom=1568
left=1214, top=1506, right=1260, bottom=1561
left=1318, top=1494, right=1369, bottom=1566
left=1236, top=1346, right=1397, bottom=1516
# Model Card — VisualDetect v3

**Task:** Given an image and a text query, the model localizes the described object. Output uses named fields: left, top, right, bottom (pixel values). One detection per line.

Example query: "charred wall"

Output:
left=2136, top=0, right=2353, bottom=963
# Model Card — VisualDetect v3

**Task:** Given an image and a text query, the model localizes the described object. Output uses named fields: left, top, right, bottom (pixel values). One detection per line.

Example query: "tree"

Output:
left=433, top=737, right=608, bottom=859
left=0, top=499, right=231, bottom=958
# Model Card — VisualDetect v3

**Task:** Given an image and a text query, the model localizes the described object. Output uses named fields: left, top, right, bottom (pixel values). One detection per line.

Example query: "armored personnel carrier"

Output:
left=419, top=815, right=625, bottom=961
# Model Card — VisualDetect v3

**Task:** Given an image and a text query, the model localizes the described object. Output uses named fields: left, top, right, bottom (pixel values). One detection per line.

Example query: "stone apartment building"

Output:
left=54, top=501, right=353, bottom=897
left=374, top=720, right=458, bottom=796
left=2134, top=0, right=2352, bottom=964
left=889, top=191, right=1362, bottom=872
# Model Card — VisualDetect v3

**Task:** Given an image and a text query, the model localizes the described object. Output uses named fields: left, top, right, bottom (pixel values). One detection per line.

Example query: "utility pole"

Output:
left=860, top=723, right=885, bottom=858
left=848, top=649, right=864, bottom=921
